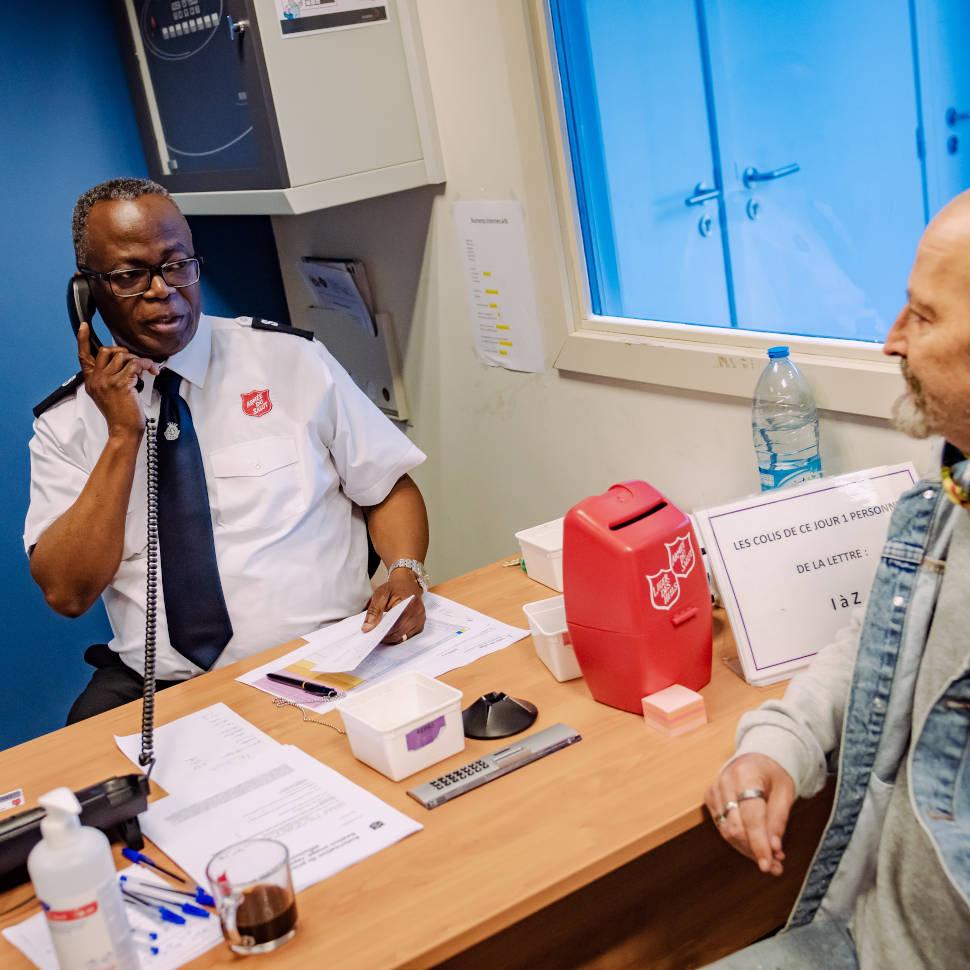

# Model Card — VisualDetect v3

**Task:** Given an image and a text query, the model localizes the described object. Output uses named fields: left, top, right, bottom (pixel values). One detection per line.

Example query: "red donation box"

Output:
left=563, top=481, right=712, bottom=713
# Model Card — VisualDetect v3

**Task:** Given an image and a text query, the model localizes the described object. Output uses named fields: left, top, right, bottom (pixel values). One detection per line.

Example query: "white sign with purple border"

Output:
left=695, top=464, right=918, bottom=686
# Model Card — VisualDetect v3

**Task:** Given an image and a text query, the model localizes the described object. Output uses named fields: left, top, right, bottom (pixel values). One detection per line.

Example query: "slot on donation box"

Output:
left=563, top=481, right=712, bottom=713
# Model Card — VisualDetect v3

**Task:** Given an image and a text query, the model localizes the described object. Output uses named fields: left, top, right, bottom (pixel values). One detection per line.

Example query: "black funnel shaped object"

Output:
left=462, top=691, right=538, bottom=740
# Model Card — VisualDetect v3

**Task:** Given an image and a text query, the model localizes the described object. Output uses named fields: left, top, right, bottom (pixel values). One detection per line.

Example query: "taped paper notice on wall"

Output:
left=695, top=463, right=917, bottom=686
left=276, top=1, right=389, bottom=37
left=453, top=200, right=545, bottom=373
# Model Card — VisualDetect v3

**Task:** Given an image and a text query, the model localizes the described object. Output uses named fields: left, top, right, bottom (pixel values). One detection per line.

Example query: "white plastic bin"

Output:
left=522, top=596, right=582, bottom=682
left=514, top=517, right=564, bottom=591
left=337, top=672, right=465, bottom=781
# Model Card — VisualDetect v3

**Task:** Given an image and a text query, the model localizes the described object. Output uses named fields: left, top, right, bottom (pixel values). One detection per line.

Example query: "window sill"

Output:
left=553, top=322, right=901, bottom=419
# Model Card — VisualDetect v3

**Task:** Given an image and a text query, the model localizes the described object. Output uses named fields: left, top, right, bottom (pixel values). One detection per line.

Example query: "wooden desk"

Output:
left=0, top=562, right=831, bottom=969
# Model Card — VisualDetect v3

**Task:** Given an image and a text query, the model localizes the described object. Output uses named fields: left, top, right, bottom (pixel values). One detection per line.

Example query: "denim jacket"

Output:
left=734, top=461, right=970, bottom=927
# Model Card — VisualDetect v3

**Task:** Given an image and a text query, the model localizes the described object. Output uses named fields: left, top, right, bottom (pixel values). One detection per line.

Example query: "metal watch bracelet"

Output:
left=388, top=558, right=429, bottom=592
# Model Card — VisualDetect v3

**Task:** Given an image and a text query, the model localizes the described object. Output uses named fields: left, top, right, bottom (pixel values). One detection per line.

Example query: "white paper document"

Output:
left=453, top=200, right=545, bottom=373
left=306, top=597, right=412, bottom=673
left=140, top=745, right=421, bottom=893
left=237, top=593, right=529, bottom=711
left=3, top=865, right=222, bottom=970
left=115, top=702, right=278, bottom=796
left=696, top=463, right=917, bottom=685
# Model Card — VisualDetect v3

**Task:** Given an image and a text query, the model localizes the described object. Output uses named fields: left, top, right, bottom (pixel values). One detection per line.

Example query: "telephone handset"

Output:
left=67, top=274, right=158, bottom=776
left=68, top=275, right=103, bottom=354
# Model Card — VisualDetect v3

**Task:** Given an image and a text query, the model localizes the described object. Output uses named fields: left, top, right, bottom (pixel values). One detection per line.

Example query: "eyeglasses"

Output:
left=80, top=256, right=203, bottom=298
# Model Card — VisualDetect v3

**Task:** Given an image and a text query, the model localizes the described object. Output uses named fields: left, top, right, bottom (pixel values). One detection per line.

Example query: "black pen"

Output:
left=267, top=672, right=339, bottom=697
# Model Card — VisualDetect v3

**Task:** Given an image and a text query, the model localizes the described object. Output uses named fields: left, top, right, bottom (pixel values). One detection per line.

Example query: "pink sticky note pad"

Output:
left=641, top=684, right=707, bottom=735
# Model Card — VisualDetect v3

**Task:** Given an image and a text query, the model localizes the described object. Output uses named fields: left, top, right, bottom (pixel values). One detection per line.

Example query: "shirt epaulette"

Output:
left=249, top=317, right=315, bottom=341
left=33, top=371, right=84, bottom=419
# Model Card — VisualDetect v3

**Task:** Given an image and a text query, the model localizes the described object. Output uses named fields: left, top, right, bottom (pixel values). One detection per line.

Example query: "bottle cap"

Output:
left=767, top=345, right=790, bottom=359
left=38, top=787, right=82, bottom=848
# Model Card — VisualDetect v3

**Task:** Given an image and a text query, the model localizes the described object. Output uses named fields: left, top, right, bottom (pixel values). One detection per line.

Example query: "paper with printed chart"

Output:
left=139, top=745, right=421, bottom=893
left=237, top=593, right=529, bottom=711
left=453, top=200, right=545, bottom=372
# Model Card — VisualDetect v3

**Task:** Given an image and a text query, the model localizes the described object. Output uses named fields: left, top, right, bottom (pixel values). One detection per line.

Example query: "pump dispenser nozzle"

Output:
left=38, top=787, right=82, bottom=848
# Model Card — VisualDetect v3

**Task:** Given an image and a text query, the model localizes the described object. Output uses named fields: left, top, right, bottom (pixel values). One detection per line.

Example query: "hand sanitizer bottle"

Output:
left=27, top=787, right=138, bottom=970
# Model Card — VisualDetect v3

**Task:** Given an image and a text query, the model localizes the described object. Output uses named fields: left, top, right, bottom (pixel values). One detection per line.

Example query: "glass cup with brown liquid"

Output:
left=206, top=839, right=298, bottom=955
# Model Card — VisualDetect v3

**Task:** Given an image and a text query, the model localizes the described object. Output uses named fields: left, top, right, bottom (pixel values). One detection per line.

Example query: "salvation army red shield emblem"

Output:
left=665, top=533, right=696, bottom=579
left=241, top=389, right=273, bottom=417
left=646, top=568, right=681, bottom=611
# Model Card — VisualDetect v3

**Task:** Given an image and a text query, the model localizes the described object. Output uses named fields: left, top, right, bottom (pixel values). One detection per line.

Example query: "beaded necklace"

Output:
left=941, top=466, right=970, bottom=512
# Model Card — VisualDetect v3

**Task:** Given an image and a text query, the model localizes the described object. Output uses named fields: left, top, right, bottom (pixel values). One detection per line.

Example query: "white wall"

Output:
left=273, top=0, right=936, bottom=583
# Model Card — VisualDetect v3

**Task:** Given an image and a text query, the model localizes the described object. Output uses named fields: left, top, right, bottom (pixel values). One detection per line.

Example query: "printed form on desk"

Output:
left=115, top=704, right=421, bottom=892
left=237, top=592, right=529, bottom=710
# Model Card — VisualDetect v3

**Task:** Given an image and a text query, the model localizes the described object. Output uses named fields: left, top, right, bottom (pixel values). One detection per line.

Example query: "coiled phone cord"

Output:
left=139, top=416, right=159, bottom=779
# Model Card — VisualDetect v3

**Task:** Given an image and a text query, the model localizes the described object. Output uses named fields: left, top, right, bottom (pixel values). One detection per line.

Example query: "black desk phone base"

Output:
left=0, top=774, right=149, bottom=891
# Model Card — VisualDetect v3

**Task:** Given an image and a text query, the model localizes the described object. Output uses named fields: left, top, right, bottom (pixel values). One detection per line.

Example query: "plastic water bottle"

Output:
left=752, top=346, right=822, bottom=491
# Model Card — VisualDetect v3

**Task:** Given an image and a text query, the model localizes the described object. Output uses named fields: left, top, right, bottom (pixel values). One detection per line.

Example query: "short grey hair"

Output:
left=72, top=177, right=172, bottom=265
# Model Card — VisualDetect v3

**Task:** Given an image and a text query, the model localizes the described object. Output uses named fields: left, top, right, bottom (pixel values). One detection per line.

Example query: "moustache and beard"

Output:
left=891, top=358, right=970, bottom=441
left=891, top=360, right=935, bottom=439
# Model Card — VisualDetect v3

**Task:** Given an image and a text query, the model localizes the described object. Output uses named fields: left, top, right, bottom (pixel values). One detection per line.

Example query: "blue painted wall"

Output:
left=0, top=8, right=287, bottom=750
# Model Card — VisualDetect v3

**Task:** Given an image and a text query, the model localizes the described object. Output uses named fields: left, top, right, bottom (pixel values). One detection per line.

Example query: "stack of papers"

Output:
left=238, top=592, right=529, bottom=711
left=298, top=257, right=376, bottom=336
left=115, top=704, right=422, bottom=893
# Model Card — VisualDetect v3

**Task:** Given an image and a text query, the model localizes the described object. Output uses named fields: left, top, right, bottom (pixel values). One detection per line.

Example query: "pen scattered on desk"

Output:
left=122, top=847, right=187, bottom=884
left=122, top=889, right=186, bottom=925
left=127, top=889, right=209, bottom=919
left=267, top=671, right=340, bottom=697
left=120, top=874, right=215, bottom=907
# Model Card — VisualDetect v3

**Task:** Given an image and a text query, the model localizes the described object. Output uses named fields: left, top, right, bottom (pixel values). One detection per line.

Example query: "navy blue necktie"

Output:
left=155, top=369, right=233, bottom=670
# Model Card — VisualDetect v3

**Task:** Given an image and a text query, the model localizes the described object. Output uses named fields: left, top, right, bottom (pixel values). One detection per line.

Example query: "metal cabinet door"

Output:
left=704, top=0, right=926, bottom=341
left=553, top=0, right=732, bottom=327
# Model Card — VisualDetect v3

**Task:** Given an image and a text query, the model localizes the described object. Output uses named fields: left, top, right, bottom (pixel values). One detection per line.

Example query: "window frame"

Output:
left=530, top=1, right=904, bottom=420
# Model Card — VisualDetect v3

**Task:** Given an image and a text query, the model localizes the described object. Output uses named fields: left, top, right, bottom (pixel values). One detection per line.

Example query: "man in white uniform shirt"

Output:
left=26, top=178, right=430, bottom=722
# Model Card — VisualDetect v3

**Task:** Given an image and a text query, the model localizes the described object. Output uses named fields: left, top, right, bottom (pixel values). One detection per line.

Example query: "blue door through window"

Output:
left=549, top=0, right=970, bottom=342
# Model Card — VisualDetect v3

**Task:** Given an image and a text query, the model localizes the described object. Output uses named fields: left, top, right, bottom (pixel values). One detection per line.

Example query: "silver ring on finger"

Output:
left=714, top=812, right=728, bottom=826
left=723, top=800, right=739, bottom=815
left=737, top=788, right=767, bottom=802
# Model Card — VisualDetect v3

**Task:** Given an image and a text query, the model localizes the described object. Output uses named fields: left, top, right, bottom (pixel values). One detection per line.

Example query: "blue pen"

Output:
left=124, top=898, right=166, bottom=926
left=120, top=875, right=215, bottom=908
left=121, top=889, right=186, bottom=925
left=126, top=888, right=210, bottom=919
left=121, top=848, right=187, bottom=884
left=132, top=930, right=159, bottom=943
left=135, top=941, right=161, bottom=957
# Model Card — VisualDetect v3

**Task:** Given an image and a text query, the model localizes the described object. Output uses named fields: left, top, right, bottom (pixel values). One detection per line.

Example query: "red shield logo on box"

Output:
left=241, top=389, right=272, bottom=417
left=646, top=568, right=681, bottom=611
left=665, top=533, right=696, bottom=579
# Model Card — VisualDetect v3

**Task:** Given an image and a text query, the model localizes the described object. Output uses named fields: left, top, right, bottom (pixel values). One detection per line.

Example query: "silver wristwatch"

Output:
left=388, top=558, right=429, bottom=592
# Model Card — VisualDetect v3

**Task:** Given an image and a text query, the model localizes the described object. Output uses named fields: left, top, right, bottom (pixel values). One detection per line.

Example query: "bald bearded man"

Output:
left=703, top=192, right=970, bottom=967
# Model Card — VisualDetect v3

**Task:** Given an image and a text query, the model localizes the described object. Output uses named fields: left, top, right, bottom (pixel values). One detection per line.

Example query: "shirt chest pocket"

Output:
left=208, top=435, right=306, bottom=531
